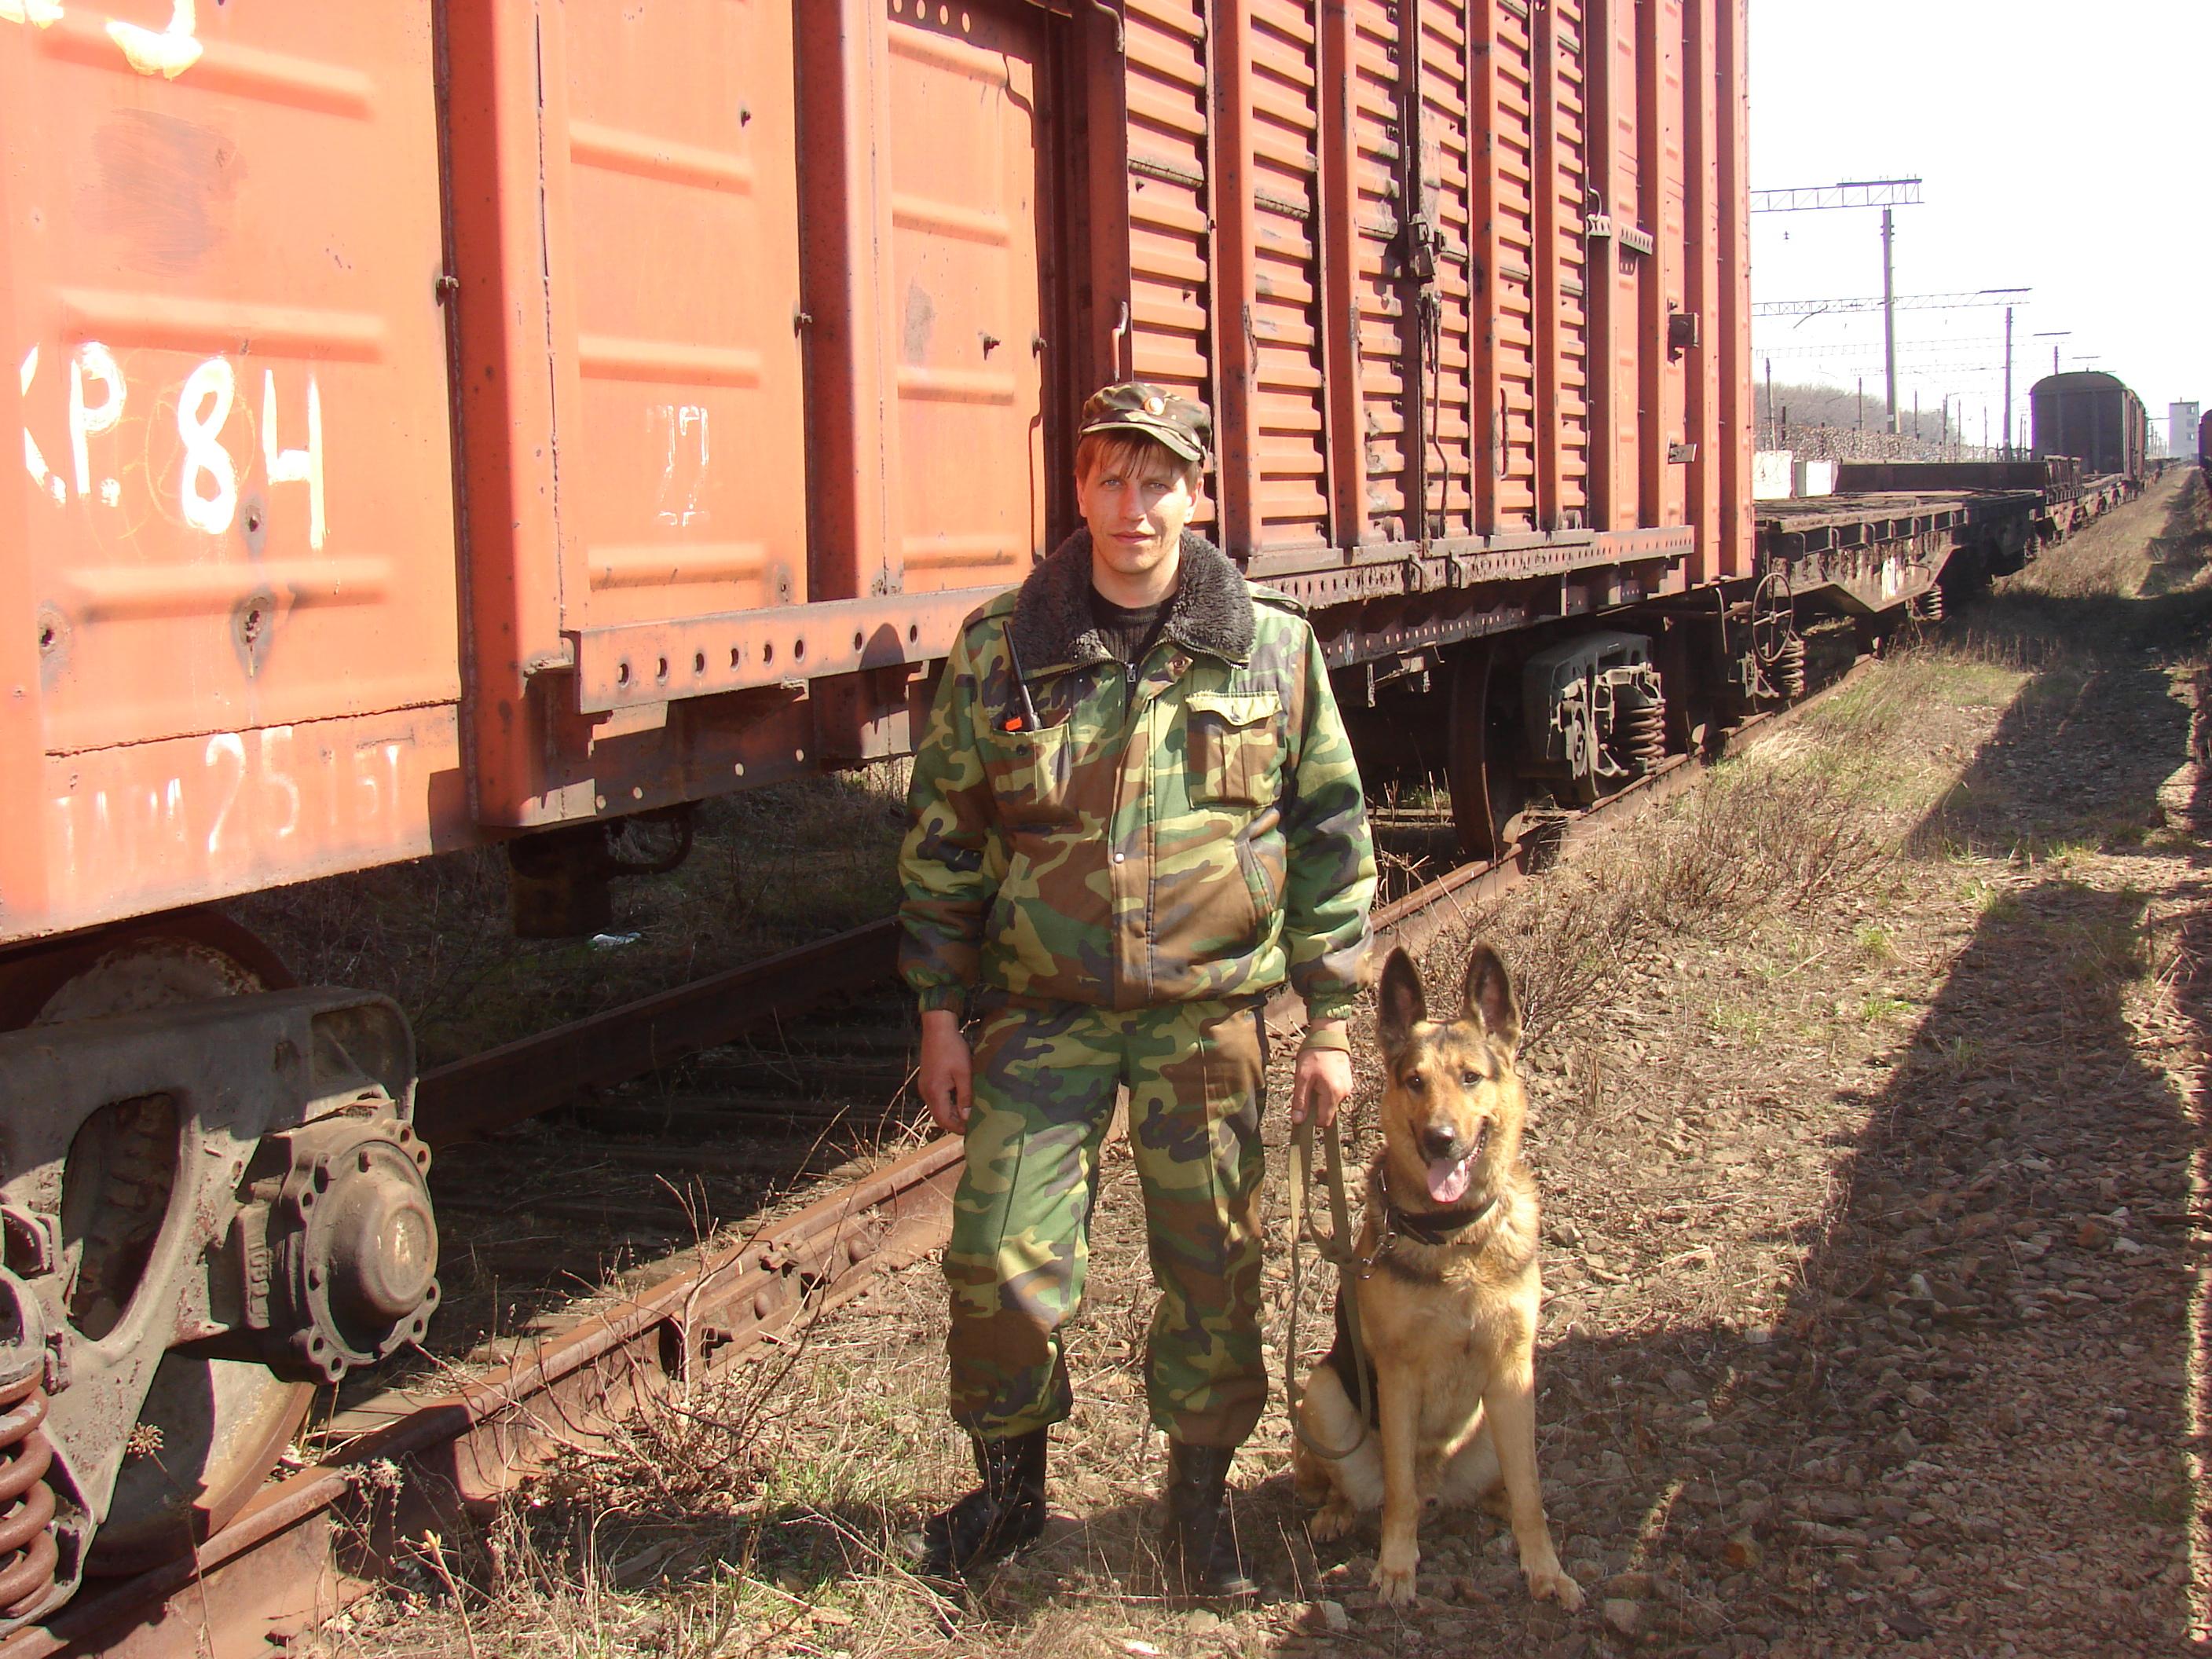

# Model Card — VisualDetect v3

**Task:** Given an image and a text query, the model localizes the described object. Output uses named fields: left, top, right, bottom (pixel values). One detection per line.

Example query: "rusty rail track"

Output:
left=5, top=673, right=1859, bottom=1659
left=413, top=917, right=899, bottom=1148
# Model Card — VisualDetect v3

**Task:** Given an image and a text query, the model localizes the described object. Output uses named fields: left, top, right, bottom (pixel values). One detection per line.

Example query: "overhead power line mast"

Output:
left=1755, top=285, right=2031, bottom=457
left=1752, top=177, right=1923, bottom=433
left=1748, top=179, right=1925, bottom=213
left=1752, top=288, right=2024, bottom=319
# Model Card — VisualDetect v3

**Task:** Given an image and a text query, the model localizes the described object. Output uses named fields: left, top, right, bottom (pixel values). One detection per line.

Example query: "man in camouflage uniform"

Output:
left=899, top=383, right=1376, bottom=1595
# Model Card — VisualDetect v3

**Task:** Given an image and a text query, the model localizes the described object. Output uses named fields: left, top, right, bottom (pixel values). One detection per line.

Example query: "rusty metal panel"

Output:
left=1574, top=0, right=1752, bottom=573
left=1426, top=2, right=1481, bottom=537
left=1683, top=0, right=1752, bottom=582
left=793, top=1, right=902, bottom=608
left=1346, top=2, right=1414, bottom=539
left=442, top=0, right=563, bottom=827
left=1646, top=0, right=1687, bottom=533
left=1475, top=0, right=1540, bottom=533
left=544, top=2, right=809, bottom=627
left=37, top=708, right=463, bottom=938
left=884, top=2, right=1048, bottom=591
left=1717, top=0, right=1750, bottom=579
left=1124, top=0, right=1214, bottom=537
left=1315, top=5, right=1363, bottom=548
left=1537, top=0, right=1593, bottom=533
left=448, top=0, right=820, bottom=826
left=1, top=3, right=467, bottom=942
left=1682, top=0, right=1720, bottom=582
left=452, top=0, right=1068, bottom=830
left=1632, top=0, right=1666, bottom=526
left=1594, top=0, right=1640, bottom=527
left=1222, top=0, right=1328, bottom=554
left=1207, top=0, right=1259, bottom=551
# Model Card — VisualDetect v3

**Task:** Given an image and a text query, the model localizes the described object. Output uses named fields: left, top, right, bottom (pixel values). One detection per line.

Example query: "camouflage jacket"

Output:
left=898, top=529, right=1376, bottom=1027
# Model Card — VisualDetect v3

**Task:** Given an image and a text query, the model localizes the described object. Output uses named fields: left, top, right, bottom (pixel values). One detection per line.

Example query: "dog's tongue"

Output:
left=1426, top=1155, right=1473, bottom=1205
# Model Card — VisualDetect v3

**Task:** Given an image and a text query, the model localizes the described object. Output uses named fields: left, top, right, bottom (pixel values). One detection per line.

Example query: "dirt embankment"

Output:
left=318, top=473, right=2212, bottom=1659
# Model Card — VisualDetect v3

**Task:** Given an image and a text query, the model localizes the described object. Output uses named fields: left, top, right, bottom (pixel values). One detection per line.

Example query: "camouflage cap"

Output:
left=1079, top=381, right=1213, bottom=464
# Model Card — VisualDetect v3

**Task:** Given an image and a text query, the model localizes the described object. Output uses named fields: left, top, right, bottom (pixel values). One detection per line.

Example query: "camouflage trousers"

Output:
left=946, top=995, right=1269, bottom=1448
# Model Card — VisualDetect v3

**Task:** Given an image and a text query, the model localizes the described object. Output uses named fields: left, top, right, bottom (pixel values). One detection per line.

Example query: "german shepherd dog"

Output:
left=1291, top=943, right=1581, bottom=1610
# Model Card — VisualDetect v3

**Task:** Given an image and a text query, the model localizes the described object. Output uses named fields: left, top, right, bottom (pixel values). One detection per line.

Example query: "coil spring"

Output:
left=1914, top=585, right=1946, bottom=624
left=0, top=1371, right=57, bottom=1621
left=1619, top=697, right=1666, bottom=775
left=1772, top=635, right=1807, bottom=701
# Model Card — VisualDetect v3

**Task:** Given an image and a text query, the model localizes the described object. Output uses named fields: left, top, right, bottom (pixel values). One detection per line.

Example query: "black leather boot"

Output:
left=917, top=1429, right=1049, bottom=1578
left=1160, top=1441, right=1258, bottom=1599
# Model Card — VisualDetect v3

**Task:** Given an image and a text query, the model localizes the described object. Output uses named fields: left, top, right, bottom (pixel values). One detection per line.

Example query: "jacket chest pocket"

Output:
left=1185, top=691, right=1282, bottom=808
left=981, top=720, right=1076, bottom=826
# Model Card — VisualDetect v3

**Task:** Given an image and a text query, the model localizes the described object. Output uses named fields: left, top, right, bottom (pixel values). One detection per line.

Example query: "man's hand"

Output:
left=919, top=1008, right=973, bottom=1133
left=1289, top=1043, right=1353, bottom=1128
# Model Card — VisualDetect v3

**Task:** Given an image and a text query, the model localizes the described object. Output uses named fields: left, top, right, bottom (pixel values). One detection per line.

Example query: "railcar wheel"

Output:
left=0, top=912, right=317, bottom=1576
left=1446, top=646, right=1530, bottom=860
left=1749, top=569, right=1803, bottom=701
left=88, top=1356, right=313, bottom=1574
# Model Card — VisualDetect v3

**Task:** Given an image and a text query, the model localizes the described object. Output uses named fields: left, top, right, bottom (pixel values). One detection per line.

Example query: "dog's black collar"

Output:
left=1358, top=1168, right=1499, bottom=1268
left=1390, top=1196, right=1499, bottom=1243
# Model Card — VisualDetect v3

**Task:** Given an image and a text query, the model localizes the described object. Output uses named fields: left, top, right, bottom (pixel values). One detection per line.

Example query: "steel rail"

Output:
left=413, top=917, right=900, bottom=1148
left=5, top=1138, right=966, bottom=1659
left=7, top=672, right=1864, bottom=1659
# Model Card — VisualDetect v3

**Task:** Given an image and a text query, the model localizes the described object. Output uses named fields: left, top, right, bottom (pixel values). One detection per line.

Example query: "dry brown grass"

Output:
left=2010, top=474, right=2211, bottom=602
left=1445, top=719, right=1899, bottom=1057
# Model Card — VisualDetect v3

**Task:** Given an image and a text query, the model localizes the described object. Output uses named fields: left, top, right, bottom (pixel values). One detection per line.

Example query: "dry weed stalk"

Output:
left=1446, top=738, right=1894, bottom=1061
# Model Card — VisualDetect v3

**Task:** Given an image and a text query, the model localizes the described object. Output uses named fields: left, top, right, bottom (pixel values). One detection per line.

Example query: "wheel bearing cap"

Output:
left=268, top=1116, right=438, bottom=1381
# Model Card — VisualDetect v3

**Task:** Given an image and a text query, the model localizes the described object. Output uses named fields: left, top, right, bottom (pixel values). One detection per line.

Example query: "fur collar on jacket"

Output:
left=1009, top=529, right=1254, bottom=673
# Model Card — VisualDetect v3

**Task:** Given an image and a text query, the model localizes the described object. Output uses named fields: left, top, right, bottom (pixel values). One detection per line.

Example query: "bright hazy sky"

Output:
left=1749, top=2, right=2210, bottom=450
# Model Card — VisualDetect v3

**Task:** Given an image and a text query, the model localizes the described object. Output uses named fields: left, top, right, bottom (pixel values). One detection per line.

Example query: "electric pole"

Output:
left=2003, top=306, right=2014, bottom=459
left=1754, top=286, right=2025, bottom=452
left=1881, top=207, right=1897, bottom=434
left=2031, top=330, right=2071, bottom=453
left=1750, top=178, right=1921, bottom=436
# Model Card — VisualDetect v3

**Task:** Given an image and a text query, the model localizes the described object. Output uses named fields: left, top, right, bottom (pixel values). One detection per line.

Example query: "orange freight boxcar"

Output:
left=4, top=0, right=1752, bottom=949
left=0, top=0, right=1752, bottom=1621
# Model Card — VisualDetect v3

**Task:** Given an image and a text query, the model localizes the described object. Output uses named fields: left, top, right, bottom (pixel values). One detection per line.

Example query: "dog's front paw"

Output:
left=1372, top=1548, right=1419, bottom=1606
left=1308, top=1500, right=1358, bottom=1544
left=1526, top=1562, right=1583, bottom=1610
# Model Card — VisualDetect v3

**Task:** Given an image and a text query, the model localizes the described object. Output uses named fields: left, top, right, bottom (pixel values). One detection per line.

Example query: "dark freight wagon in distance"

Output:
left=2031, top=370, right=2150, bottom=481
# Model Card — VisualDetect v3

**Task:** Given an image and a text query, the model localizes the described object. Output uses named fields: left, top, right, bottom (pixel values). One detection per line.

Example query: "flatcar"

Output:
left=2031, top=370, right=2151, bottom=482
left=2199, top=408, right=2212, bottom=476
left=0, top=0, right=2074, bottom=1624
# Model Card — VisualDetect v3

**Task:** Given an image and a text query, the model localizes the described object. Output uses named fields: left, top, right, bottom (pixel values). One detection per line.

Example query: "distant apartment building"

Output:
left=2170, top=401, right=2200, bottom=460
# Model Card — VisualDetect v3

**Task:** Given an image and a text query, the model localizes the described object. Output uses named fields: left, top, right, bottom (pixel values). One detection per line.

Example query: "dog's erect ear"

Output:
left=1376, top=947, right=1427, bottom=1058
left=1462, top=943, right=1522, bottom=1053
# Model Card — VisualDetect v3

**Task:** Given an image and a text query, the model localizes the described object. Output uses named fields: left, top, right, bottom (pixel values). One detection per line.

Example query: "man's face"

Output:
left=1075, top=445, right=1204, bottom=588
